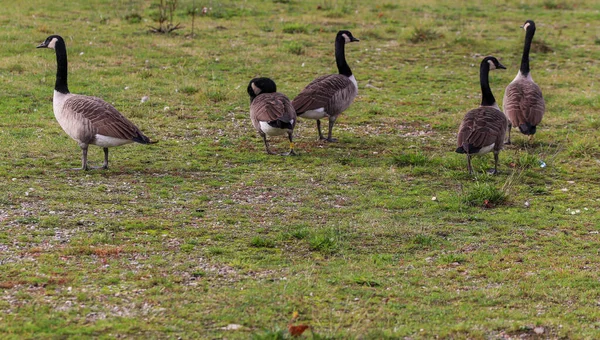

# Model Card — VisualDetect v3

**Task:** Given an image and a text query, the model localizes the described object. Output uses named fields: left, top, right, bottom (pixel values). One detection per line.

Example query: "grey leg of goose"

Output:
left=262, top=134, right=276, bottom=155
left=467, top=154, right=473, bottom=175
left=316, top=120, right=325, bottom=140
left=488, top=152, right=499, bottom=175
left=505, top=123, right=512, bottom=145
left=102, top=147, right=109, bottom=169
left=77, top=145, right=89, bottom=171
left=325, top=117, right=338, bottom=142
left=281, top=131, right=296, bottom=156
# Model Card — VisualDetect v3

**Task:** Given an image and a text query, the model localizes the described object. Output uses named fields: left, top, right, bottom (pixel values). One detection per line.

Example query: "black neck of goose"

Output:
left=520, top=26, right=535, bottom=76
left=335, top=38, right=352, bottom=77
left=480, top=62, right=496, bottom=107
left=54, top=39, right=70, bottom=94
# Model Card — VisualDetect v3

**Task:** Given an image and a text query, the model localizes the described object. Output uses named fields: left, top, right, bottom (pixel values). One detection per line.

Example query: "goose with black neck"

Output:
left=456, top=56, right=508, bottom=175
left=503, top=20, right=545, bottom=144
left=292, top=30, right=359, bottom=142
left=37, top=35, right=156, bottom=171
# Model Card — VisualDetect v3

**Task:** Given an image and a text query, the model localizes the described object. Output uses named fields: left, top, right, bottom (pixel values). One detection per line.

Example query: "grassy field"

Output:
left=1, top=0, right=600, bottom=338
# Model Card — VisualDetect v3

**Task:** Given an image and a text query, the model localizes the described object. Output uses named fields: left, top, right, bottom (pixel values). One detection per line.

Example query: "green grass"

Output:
left=1, top=0, right=600, bottom=338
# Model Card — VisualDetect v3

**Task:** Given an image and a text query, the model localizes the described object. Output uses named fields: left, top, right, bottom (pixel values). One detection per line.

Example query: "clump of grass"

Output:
left=283, top=41, right=305, bottom=55
left=179, top=86, right=198, bottom=95
left=532, top=40, right=554, bottom=53
left=567, top=138, right=600, bottom=158
left=289, top=227, right=309, bottom=240
left=250, top=236, right=276, bottom=248
left=543, top=0, right=573, bottom=9
left=353, top=276, right=381, bottom=287
left=462, top=182, right=507, bottom=207
left=282, top=23, right=309, bottom=34
left=513, top=153, right=540, bottom=169
left=202, top=88, right=227, bottom=103
left=7, top=64, right=24, bottom=74
left=259, top=25, right=274, bottom=32
left=411, top=234, right=435, bottom=247
left=391, top=152, right=428, bottom=167
left=409, top=27, right=443, bottom=43
left=308, top=228, right=341, bottom=255
left=125, top=13, right=142, bottom=24
left=439, top=253, right=467, bottom=265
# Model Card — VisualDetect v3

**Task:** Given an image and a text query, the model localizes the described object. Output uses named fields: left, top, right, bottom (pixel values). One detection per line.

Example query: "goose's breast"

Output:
left=53, top=92, right=89, bottom=143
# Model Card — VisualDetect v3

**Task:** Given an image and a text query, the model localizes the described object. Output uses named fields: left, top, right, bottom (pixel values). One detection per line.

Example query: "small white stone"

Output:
left=141, top=96, right=149, bottom=103
left=221, top=324, right=243, bottom=331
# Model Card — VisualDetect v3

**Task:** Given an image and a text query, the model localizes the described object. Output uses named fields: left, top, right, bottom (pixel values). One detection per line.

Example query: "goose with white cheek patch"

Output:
left=292, top=30, right=359, bottom=142
left=456, top=56, right=508, bottom=175
left=37, top=35, right=156, bottom=170
left=247, top=78, right=297, bottom=155
left=503, top=20, right=545, bottom=144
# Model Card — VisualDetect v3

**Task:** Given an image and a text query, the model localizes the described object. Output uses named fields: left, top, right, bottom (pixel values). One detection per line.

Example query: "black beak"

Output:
left=351, top=37, right=360, bottom=42
left=36, top=42, right=47, bottom=48
left=497, top=63, right=507, bottom=70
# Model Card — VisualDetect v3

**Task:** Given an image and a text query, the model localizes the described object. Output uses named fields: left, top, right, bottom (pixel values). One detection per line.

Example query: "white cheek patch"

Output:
left=47, top=37, right=58, bottom=49
left=487, top=60, right=496, bottom=70
left=342, top=34, right=350, bottom=43
left=523, top=22, right=531, bottom=30
left=251, top=83, right=262, bottom=95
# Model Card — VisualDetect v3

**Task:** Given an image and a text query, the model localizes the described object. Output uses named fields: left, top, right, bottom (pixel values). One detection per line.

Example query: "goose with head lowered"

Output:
left=247, top=77, right=297, bottom=155
left=292, top=30, right=359, bottom=142
left=37, top=35, right=156, bottom=170
left=456, top=56, right=508, bottom=175
left=503, top=20, right=545, bottom=144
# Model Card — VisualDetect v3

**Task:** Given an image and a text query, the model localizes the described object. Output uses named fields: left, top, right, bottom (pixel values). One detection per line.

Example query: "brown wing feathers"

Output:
left=292, top=74, right=354, bottom=114
left=64, top=95, right=152, bottom=143
left=457, top=108, right=507, bottom=153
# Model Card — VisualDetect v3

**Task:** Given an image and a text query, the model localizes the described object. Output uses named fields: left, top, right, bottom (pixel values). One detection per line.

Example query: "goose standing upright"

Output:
left=503, top=20, right=545, bottom=144
left=37, top=35, right=156, bottom=170
left=292, top=30, right=359, bottom=142
left=247, top=78, right=297, bottom=155
left=456, top=56, right=508, bottom=175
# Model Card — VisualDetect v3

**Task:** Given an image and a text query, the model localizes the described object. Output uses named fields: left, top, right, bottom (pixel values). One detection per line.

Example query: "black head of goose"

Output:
left=503, top=20, right=545, bottom=144
left=37, top=35, right=156, bottom=171
left=291, top=30, right=359, bottom=142
left=247, top=77, right=297, bottom=156
left=456, top=56, right=508, bottom=175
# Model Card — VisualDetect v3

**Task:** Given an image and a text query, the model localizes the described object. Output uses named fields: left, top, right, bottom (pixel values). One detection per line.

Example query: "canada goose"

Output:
left=247, top=77, right=297, bottom=155
left=503, top=20, right=545, bottom=144
left=292, top=30, right=359, bottom=142
left=456, top=56, right=508, bottom=175
left=37, top=35, right=156, bottom=170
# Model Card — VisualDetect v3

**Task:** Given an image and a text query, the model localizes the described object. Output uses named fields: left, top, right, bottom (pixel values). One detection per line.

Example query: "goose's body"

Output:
left=292, top=30, right=359, bottom=142
left=456, top=57, right=508, bottom=175
left=503, top=20, right=545, bottom=143
left=248, top=78, right=297, bottom=155
left=37, top=35, right=155, bottom=170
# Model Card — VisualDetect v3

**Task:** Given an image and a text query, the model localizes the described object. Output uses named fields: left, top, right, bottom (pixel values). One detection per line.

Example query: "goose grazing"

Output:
left=37, top=35, right=156, bottom=170
left=247, top=77, right=297, bottom=155
left=456, top=56, right=508, bottom=175
left=292, top=30, right=359, bottom=142
left=503, top=20, right=545, bottom=144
